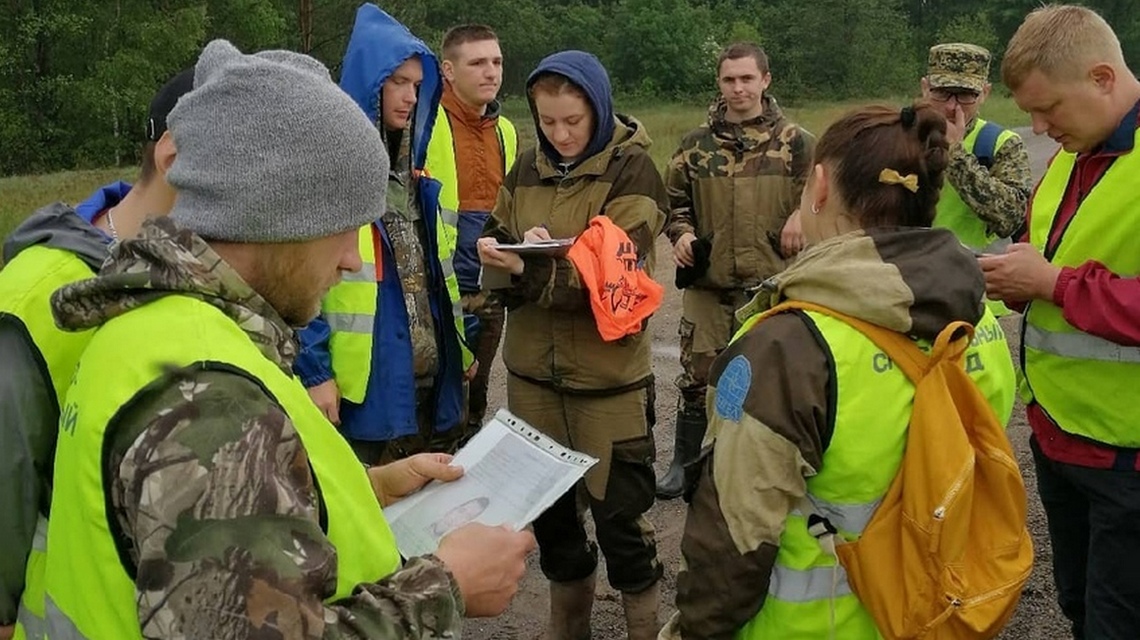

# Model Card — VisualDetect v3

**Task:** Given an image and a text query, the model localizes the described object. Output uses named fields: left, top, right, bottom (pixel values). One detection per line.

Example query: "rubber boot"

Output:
left=546, top=571, right=596, bottom=640
left=622, top=582, right=660, bottom=640
left=655, top=403, right=707, bottom=500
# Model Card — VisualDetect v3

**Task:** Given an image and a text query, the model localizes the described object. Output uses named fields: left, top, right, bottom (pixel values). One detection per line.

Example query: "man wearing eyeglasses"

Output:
left=923, top=43, right=1032, bottom=315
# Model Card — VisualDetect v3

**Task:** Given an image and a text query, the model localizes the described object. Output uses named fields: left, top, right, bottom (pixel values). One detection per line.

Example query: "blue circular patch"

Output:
left=714, top=355, right=752, bottom=422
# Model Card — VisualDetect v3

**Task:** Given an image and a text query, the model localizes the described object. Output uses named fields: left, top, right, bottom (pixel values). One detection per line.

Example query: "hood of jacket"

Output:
left=739, top=227, right=986, bottom=341
left=706, top=93, right=789, bottom=153
left=3, top=202, right=110, bottom=270
left=534, top=113, right=653, bottom=180
left=339, top=3, right=441, bottom=171
left=51, top=217, right=296, bottom=370
left=74, top=180, right=131, bottom=225
left=526, top=50, right=615, bottom=169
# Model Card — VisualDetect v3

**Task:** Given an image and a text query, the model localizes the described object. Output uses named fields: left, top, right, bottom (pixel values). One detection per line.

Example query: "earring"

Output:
left=810, top=202, right=820, bottom=215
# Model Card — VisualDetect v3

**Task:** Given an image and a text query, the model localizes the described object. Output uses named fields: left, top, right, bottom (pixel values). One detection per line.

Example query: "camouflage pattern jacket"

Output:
left=51, top=218, right=463, bottom=639
left=663, top=95, right=815, bottom=290
left=946, top=117, right=1032, bottom=238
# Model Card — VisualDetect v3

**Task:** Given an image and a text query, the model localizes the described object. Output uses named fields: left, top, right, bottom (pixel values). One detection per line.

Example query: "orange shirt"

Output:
left=439, top=82, right=506, bottom=212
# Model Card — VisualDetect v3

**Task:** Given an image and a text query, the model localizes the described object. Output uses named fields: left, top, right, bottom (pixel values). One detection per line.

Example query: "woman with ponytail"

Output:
left=661, top=101, right=1019, bottom=639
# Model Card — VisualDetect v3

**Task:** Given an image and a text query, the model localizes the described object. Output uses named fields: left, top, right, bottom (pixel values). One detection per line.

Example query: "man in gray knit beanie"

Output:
left=45, top=38, right=535, bottom=638
left=168, top=39, right=388, bottom=243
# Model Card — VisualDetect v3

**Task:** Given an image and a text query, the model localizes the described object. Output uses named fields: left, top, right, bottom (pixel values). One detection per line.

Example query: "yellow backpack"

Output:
left=773, top=301, right=1034, bottom=639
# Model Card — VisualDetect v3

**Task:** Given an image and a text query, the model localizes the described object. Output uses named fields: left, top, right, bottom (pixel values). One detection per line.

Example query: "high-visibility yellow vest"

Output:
left=1021, top=128, right=1140, bottom=446
left=426, top=104, right=517, bottom=213
left=730, top=307, right=1014, bottom=639
left=1, top=246, right=97, bottom=640
left=322, top=221, right=472, bottom=405
left=933, top=118, right=1019, bottom=317
left=41, top=295, right=401, bottom=639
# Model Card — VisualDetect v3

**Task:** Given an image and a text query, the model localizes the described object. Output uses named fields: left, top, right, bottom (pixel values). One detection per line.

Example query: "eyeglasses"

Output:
left=930, top=89, right=980, bottom=105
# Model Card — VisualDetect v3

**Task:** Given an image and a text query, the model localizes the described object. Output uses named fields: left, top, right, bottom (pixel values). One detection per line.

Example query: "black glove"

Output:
left=675, top=237, right=712, bottom=289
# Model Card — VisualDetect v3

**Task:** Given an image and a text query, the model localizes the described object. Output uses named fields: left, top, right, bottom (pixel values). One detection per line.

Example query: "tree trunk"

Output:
left=299, top=0, right=313, bottom=53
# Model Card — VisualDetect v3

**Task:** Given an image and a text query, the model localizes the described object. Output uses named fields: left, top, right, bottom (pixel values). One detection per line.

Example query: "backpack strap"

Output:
left=761, top=300, right=975, bottom=384
left=972, top=121, right=1003, bottom=170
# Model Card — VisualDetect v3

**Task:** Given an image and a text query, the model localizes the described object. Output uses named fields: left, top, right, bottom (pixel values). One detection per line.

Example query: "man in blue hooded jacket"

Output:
left=295, top=4, right=473, bottom=465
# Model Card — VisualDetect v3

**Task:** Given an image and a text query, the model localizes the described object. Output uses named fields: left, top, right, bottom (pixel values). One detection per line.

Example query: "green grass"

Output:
left=0, top=96, right=1030, bottom=244
left=504, top=94, right=1030, bottom=170
left=0, top=167, right=137, bottom=248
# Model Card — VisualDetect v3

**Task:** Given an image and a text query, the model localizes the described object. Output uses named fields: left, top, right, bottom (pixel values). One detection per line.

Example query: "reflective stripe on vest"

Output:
left=439, top=205, right=460, bottom=229
left=12, top=517, right=49, bottom=640
left=769, top=562, right=854, bottom=602
left=323, top=226, right=379, bottom=403
left=44, top=596, right=81, bottom=640
left=14, top=602, right=45, bottom=640
left=1024, top=324, right=1140, bottom=364
left=1022, top=127, right=1140, bottom=446
left=42, top=295, right=401, bottom=639
left=731, top=307, right=1015, bottom=639
left=30, top=515, right=46, bottom=552
left=792, top=494, right=881, bottom=535
left=327, top=312, right=374, bottom=335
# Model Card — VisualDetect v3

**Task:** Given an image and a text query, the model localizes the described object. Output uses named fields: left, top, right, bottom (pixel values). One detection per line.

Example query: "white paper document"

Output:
left=382, top=409, right=598, bottom=558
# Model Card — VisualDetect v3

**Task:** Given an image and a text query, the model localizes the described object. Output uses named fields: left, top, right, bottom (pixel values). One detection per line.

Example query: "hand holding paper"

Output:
left=477, top=237, right=526, bottom=274
left=369, top=453, right=464, bottom=507
left=383, top=409, right=598, bottom=558
left=436, top=523, right=537, bottom=617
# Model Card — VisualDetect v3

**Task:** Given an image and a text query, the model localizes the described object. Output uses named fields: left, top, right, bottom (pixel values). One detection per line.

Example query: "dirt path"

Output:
left=462, top=129, right=1068, bottom=639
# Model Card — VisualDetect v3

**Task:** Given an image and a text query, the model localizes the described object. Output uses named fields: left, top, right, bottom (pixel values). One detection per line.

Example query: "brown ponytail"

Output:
left=812, top=100, right=949, bottom=228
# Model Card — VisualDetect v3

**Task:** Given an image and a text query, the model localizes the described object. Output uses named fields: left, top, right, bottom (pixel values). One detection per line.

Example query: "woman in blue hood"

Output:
left=478, top=51, right=668, bottom=640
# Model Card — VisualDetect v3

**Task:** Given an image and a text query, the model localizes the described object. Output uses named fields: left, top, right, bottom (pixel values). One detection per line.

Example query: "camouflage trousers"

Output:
left=461, top=290, right=504, bottom=432
left=676, top=287, right=750, bottom=411
left=508, top=375, right=662, bottom=594
left=347, top=386, right=470, bottom=465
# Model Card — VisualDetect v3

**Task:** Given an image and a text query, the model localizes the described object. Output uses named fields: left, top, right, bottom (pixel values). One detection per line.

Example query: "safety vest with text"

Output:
left=1021, top=128, right=1140, bottom=446
left=41, top=295, right=401, bottom=639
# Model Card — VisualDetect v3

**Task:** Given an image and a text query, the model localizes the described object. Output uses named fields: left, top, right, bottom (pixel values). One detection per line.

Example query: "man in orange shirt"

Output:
left=426, top=24, right=518, bottom=437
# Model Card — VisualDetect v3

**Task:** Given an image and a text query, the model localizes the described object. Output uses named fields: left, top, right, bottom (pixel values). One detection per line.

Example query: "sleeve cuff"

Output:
left=1052, top=266, right=1078, bottom=307
left=665, top=225, right=695, bottom=245
left=423, top=554, right=467, bottom=618
left=299, top=368, right=334, bottom=389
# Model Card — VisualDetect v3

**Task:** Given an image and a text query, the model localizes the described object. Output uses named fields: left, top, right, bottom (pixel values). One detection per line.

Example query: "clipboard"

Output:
left=494, top=238, right=575, bottom=255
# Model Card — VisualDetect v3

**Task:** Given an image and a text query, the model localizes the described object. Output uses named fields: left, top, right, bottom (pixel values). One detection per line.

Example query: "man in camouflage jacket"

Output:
left=922, top=43, right=1032, bottom=251
left=657, top=42, right=815, bottom=500
left=41, top=39, right=532, bottom=639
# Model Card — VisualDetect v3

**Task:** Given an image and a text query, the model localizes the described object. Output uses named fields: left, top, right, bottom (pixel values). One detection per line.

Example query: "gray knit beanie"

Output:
left=167, top=39, right=388, bottom=243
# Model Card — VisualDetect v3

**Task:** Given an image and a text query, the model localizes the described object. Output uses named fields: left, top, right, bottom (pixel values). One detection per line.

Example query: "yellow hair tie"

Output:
left=878, top=168, right=919, bottom=193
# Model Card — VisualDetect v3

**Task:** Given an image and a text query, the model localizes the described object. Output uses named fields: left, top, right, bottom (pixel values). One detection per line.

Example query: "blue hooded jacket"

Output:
left=338, top=3, right=440, bottom=169
left=526, top=51, right=615, bottom=168
left=75, top=181, right=132, bottom=239
left=294, top=3, right=465, bottom=443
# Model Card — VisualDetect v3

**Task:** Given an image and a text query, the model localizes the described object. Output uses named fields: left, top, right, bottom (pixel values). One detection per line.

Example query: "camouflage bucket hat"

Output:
left=927, top=43, right=991, bottom=92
